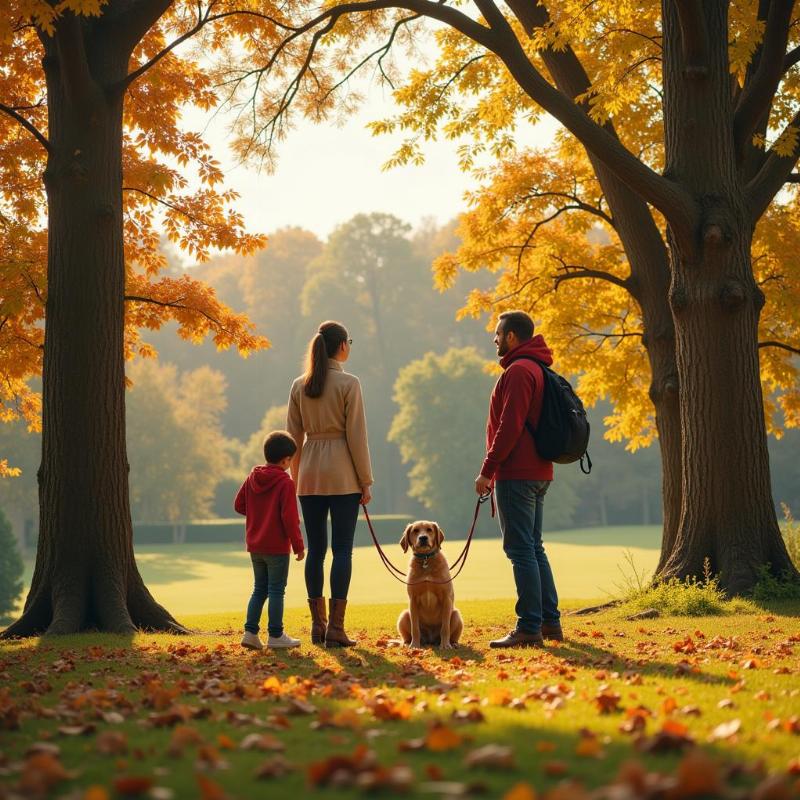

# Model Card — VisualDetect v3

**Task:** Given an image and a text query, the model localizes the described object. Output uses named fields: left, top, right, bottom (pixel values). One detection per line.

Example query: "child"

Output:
left=235, top=430, right=305, bottom=649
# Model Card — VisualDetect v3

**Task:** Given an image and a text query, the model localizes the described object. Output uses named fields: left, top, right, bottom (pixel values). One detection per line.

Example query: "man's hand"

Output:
left=295, top=550, right=305, bottom=562
left=361, top=485, right=372, bottom=505
left=475, top=474, right=493, bottom=496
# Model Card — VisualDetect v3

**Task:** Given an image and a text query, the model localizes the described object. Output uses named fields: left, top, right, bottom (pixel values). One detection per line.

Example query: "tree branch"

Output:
left=746, top=107, right=800, bottom=221
left=784, top=43, right=800, bottom=71
left=486, top=30, right=696, bottom=230
left=520, top=190, right=614, bottom=226
left=501, top=0, right=680, bottom=261
left=104, top=0, right=173, bottom=57
left=114, top=5, right=210, bottom=93
left=53, top=11, right=98, bottom=113
left=123, top=186, right=215, bottom=228
left=124, top=294, right=232, bottom=334
left=550, top=254, right=630, bottom=291
left=673, top=0, right=709, bottom=75
left=734, top=0, right=795, bottom=157
left=0, top=103, right=50, bottom=152
left=758, top=339, right=800, bottom=356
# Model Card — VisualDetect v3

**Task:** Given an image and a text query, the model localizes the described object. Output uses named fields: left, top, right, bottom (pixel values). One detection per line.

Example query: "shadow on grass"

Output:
left=551, top=639, right=736, bottom=687
left=132, top=551, right=251, bottom=584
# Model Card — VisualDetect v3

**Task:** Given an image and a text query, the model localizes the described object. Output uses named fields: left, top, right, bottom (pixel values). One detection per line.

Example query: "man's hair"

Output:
left=263, top=430, right=297, bottom=464
left=498, top=310, right=534, bottom=341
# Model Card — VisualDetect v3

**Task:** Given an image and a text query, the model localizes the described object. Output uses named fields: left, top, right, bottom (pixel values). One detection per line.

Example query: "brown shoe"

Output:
left=489, top=629, right=544, bottom=648
left=325, top=598, right=356, bottom=648
left=541, top=623, right=564, bottom=642
left=308, top=597, right=327, bottom=645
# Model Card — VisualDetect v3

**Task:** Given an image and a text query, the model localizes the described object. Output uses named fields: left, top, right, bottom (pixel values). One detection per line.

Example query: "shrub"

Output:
left=750, top=506, right=800, bottom=602
left=616, top=553, right=756, bottom=616
left=0, top=507, right=24, bottom=618
left=779, top=503, right=800, bottom=568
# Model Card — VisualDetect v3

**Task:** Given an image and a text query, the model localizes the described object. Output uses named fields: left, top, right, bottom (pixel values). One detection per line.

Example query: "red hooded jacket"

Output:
left=234, top=465, right=305, bottom=555
left=480, top=335, right=555, bottom=482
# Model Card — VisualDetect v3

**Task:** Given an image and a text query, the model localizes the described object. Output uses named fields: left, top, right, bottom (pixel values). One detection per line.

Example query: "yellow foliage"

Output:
left=0, top=0, right=275, bottom=449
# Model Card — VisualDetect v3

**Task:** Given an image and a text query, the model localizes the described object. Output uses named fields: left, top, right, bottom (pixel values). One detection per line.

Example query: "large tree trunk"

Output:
left=657, top=0, right=797, bottom=593
left=2, top=14, right=184, bottom=637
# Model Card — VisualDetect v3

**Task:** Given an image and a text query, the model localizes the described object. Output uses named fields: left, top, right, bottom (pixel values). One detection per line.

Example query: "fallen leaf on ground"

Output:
left=464, top=744, right=515, bottom=769
left=709, top=719, right=741, bottom=741
left=503, top=783, right=537, bottom=800
left=112, top=776, right=153, bottom=796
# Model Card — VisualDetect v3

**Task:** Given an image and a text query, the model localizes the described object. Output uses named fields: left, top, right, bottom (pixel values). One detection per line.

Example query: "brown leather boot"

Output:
left=489, top=629, right=544, bottom=648
left=541, top=623, right=564, bottom=642
left=325, top=598, right=356, bottom=648
left=308, top=597, right=327, bottom=645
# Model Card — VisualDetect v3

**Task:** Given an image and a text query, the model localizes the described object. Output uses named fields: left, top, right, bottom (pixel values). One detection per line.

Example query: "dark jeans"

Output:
left=244, top=553, right=290, bottom=637
left=495, top=479, right=560, bottom=634
left=299, top=493, right=361, bottom=600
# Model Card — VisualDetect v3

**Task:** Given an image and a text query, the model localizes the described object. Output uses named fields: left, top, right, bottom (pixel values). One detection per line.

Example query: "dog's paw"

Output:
left=410, top=640, right=421, bottom=649
left=440, top=641, right=454, bottom=650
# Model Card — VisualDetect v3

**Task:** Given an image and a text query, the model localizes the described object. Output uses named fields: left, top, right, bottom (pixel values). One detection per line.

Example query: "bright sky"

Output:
left=187, top=79, right=557, bottom=241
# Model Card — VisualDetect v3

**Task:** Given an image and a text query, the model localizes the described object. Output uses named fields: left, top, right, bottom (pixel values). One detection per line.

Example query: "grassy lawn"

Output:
left=1, top=599, right=799, bottom=799
left=19, top=526, right=662, bottom=618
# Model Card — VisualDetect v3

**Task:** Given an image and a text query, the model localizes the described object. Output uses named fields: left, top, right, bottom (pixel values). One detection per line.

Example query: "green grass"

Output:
left=18, top=526, right=661, bottom=618
left=1, top=600, right=799, bottom=799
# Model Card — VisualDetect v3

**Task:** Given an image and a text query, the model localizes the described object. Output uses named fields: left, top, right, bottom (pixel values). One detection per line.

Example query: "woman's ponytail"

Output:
left=303, top=321, right=348, bottom=398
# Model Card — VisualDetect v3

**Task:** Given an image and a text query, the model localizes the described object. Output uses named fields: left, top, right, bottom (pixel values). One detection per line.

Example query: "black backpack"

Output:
left=512, top=356, right=592, bottom=474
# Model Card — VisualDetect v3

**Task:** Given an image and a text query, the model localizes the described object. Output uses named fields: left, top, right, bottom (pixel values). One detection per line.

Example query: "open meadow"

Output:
left=19, top=525, right=662, bottom=618
left=1, top=600, right=799, bottom=799
left=5, top=526, right=800, bottom=799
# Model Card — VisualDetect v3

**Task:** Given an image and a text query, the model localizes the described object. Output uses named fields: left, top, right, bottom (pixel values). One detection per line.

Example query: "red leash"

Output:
left=361, top=492, right=495, bottom=586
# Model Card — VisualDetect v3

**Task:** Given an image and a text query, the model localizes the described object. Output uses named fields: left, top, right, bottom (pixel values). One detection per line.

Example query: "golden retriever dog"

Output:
left=396, top=521, right=463, bottom=649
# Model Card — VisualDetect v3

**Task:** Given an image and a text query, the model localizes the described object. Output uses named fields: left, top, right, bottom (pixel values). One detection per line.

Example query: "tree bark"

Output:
left=655, top=0, right=797, bottom=593
left=2, top=11, right=185, bottom=637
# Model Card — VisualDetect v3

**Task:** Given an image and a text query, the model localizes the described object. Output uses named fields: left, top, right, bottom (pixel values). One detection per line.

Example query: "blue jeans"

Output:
left=299, top=493, right=361, bottom=600
left=495, top=479, right=560, bottom=634
left=244, top=554, right=290, bottom=637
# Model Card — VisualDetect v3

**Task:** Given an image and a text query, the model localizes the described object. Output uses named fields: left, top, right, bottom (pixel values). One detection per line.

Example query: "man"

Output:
left=475, top=310, right=562, bottom=648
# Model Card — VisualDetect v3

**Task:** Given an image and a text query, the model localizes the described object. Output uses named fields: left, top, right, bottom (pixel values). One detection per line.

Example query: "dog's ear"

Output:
left=434, top=523, right=445, bottom=548
left=400, top=524, right=413, bottom=553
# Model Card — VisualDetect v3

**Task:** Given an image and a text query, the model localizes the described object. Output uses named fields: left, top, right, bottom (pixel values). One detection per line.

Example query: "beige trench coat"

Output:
left=286, top=362, right=374, bottom=496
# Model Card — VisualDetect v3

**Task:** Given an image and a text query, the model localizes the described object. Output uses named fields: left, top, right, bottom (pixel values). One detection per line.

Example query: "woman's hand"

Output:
left=360, top=485, right=372, bottom=505
left=295, top=550, right=305, bottom=561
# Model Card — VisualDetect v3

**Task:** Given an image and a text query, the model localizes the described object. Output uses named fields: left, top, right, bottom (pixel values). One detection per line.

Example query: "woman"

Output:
left=287, top=321, right=373, bottom=647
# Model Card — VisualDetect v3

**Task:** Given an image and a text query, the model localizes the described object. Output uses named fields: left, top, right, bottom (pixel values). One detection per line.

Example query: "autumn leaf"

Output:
left=254, top=756, right=295, bottom=779
left=196, top=774, right=228, bottom=800
left=425, top=723, right=464, bottom=752
left=112, top=776, right=154, bottom=796
left=464, top=744, right=516, bottom=769
left=675, top=750, right=722, bottom=796
left=503, top=783, right=537, bottom=800
left=708, top=719, right=742, bottom=741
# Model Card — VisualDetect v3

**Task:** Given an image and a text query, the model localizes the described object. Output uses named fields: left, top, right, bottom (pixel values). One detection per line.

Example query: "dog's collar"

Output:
left=413, top=548, right=440, bottom=561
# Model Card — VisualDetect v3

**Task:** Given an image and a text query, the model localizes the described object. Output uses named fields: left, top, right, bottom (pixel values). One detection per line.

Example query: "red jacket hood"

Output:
left=248, top=464, right=291, bottom=494
left=500, top=334, right=553, bottom=369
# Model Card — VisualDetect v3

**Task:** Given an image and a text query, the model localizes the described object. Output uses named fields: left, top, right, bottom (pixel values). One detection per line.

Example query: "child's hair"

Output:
left=303, top=320, right=349, bottom=398
left=263, top=430, right=297, bottom=464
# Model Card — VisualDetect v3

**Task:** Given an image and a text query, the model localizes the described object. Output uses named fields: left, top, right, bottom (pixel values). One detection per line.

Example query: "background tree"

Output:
left=0, top=1, right=282, bottom=636
left=226, top=0, right=800, bottom=593
left=0, top=508, right=24, bottom=620
left=0, top=420, right=41, bottom=551
left=238, top=405, right=290, bottom=473
left=390, top=347, right=579, bottom=534
left=127, top=361, right=232, bottom=523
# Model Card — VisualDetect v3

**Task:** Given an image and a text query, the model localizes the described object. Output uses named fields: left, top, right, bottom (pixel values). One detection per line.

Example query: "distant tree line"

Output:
left=3, top=213, right=799, bottom=546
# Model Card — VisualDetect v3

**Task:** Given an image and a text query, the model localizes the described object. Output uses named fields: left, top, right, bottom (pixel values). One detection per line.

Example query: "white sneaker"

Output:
left=241, top=631, right=264, bottom=650
left=267, top=632, right=301, bottom=648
